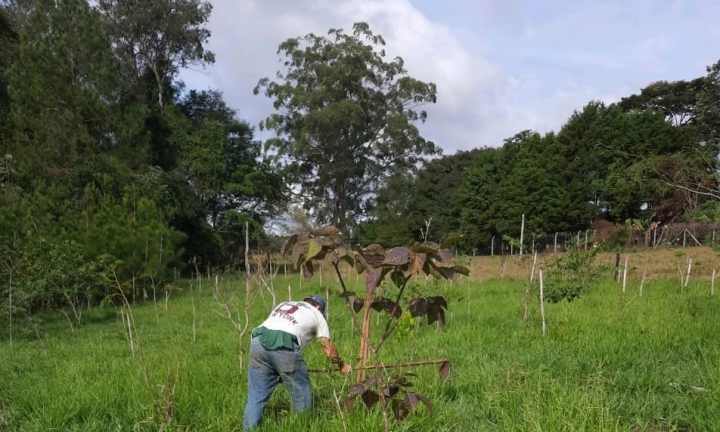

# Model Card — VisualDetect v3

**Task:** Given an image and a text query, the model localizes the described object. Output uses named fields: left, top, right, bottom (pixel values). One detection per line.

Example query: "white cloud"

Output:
left=178, top=0, right=642, bottom=153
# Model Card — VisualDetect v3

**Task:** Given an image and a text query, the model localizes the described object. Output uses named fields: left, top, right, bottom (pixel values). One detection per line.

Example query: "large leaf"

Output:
left=440, top=235, right=461, bottom=249
left=280, top=234, right=298, bottom=256
left=362, top=244, right=386, bottom=267
left=365, top=268, right=383, bottom=293
left=371, top=297, right=402, bottom=318
left=426, top=306, right=446, bottom=327
left=390, top=270, right=406, bottom=288
left=361, top=390, right=380, bottom=408
left=453, top=265, right=470, bottom=276
left=405, top=392, right=434, bottom=414
left=423, top=259, right=442, bottom=278
left=382, top=383, right=400, bottom=398
left=408, top=298, right=427, bottom=317
left=306, top=238, right=323, bottom=261
left=382, top=246, right=412, bottom=266
left=353, top=247, right=371, bottom=273
left=427, top=296, right=448, bottom=310
left=291, top=239, right=309, bottom=269
left=392, top=399, right=409, bottom=421
left=312, top=226, right=342, bottom=237
left=430, top=249, right=454, bottom=267
left=412, top=241, right=439, bottom=254
left=347, top=383, right=366, bottom=398
left=407, top=252, right=426, bottom=275
left=327, top=250, right=340, bottom=264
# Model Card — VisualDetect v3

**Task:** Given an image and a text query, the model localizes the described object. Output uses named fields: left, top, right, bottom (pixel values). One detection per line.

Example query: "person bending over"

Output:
left=243, top=294, right=351, bottom=430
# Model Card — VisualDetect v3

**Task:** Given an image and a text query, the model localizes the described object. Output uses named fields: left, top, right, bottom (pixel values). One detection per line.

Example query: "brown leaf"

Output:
left=312, top=226, right=342, bottom=237
left=344, top=396, right=355, bottom=411
left=347, top=383, right=366, bottom=398
left=291, top=239, right=309, bottom=269
left=408, top=298, right=427, bottom=317
left=362, top=244, right=386, bottom=267
left=430, top=249, right=454, bottom=267
left=327, top=250, right=340, bottom=264
left=428, top=296, right=448, bottom=309
left=280, top=234, right=298, bottom=256
left=362, top=376, right=382, bottom=389
left=363, top=244, right=385, bottom=255
left=439, top=361, right=451, bottom=379
left=365, top=268, right=382, bottom=293
left=407, top=252, right=425, bottom=275
left=371, top=298, right=402, bottom=318
left=382, top=383, right=400, bottom=398
left=404, top=393, right=419, bottom=413
left=382, top=247, right=412, bottom=266
left=426, top=306, right=446, bottom=327
left=352, top=297, right=364, bottom=313
left=440, top=235, right=461, bottom=249
left=453, top=265, right=470, bottom=276
left=390, top=270, right=406, bottom=288
left=424, top=259, right=442, bottom=278
left=412, top=241, right=439, bottom=254
left=352, top=248, right=371, bottom=273
left=418, top=394, right=434, bottom=414
left=338, top=291, right=356, bottom=298
left=301, top=262, right=313, bottom=281
left=361, top=390, right=380, bottom=408
left=437, top=266, right=457, bottom=280
left=391, top=399, right=409, bottom=421
left=354, top=259, right=365, bottom=274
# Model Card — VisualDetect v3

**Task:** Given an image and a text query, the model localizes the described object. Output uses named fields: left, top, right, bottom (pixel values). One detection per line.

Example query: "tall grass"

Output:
left=1, top=270, right=720, bottom=431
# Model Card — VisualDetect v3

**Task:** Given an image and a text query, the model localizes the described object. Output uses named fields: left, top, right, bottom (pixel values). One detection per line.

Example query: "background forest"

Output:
left=2, top=0, right=720, bottom=320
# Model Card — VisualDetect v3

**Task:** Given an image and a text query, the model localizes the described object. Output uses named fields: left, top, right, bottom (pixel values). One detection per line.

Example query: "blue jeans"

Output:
left=243, top=336, right=311, bottom=430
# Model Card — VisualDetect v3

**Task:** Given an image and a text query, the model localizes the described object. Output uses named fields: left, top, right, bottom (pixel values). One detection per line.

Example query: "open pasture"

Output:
left=2, top=248, right=720, bottom=431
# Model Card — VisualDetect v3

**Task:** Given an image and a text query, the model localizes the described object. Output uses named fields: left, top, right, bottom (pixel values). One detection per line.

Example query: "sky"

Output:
left=179, top=0, right=720, bottom=154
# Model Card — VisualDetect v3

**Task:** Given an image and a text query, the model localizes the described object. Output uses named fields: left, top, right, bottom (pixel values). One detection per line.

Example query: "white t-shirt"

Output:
left=258, top=300, right=331, bottom=350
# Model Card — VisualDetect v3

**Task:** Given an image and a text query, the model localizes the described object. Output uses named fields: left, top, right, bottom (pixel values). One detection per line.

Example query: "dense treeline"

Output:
left=2, top=0, right=720, bottom=323
left=0, top=0, right=287, bottom=321
left=359, top=71, right=720, bottom=251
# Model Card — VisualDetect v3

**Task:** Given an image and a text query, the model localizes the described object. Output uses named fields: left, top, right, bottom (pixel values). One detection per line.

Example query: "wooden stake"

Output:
left=524, top=251, right=537, bottom=323
left=712, top=270, right=716, bottom=296
left=639, top=268, right=646, bottom=297
left=520, top=214, right=525, bottom=256
left=539, top=269, right=546, bottom=337
left=622, top=256, right=628, bottom=298
left=684, top=257, right=692, bottom=288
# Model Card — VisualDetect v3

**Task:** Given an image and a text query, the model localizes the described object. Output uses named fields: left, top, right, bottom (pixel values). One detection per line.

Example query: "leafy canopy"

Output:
left=254, top=22, right=440, bottom=231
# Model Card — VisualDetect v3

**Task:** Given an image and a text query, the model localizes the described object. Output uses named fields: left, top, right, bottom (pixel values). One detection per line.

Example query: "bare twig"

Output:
left=309, top=357, right=449, bottom=373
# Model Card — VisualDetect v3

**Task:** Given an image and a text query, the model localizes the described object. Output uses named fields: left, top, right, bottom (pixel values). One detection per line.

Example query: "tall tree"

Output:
left=456, top=147, right=504, bottom=249
left=618, top=79, right=705, bottom=127
left=175, top=89, right=288, bottom=227
left=366, top=148, right=483, bottom=245
left=6, top=0, right=118, bottom=183
left=254, top=22, right=440, bottom=232
left=96, top=0, right=214, bottom=109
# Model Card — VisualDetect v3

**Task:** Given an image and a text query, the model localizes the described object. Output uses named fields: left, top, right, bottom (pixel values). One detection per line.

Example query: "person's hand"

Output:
left=339, top=362, right=351, bottom=375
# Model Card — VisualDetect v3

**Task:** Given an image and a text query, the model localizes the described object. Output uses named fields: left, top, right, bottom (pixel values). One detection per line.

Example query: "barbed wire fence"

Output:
left=466, top=221, right=720, bottom=257
left=237, top=221, right=720, bottom=276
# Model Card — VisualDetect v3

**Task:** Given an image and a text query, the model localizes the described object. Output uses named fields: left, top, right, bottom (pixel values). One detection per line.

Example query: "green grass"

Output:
left=2, top=275, right=720, bottom=431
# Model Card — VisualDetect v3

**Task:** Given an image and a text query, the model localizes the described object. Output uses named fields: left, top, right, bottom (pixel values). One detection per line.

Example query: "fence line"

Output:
left=467, top=222, right=720, bottom=257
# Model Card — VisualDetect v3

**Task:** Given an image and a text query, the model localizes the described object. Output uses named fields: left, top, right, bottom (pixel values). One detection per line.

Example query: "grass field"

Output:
left=2, top=248, right=720, bottom=431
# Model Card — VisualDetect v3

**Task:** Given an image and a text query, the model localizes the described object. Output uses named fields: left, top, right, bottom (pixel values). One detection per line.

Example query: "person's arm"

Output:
left=317, top=337, right=351, bottom=375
